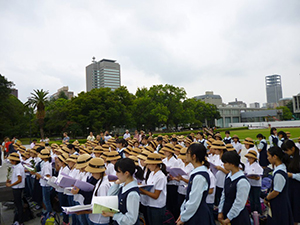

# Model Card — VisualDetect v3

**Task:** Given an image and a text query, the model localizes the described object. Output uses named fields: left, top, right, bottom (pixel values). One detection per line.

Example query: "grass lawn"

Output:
left=20, top=127, right=300, bottom=146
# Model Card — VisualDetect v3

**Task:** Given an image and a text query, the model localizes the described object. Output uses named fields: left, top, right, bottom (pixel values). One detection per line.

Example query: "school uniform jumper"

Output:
left=218, top=170, right=251, bottom=225
left=258, top=139, right=269, bottom=167
left=288, top=172, right=300, bottom=223
left=267, top=164, right=293, bottom=225
left=180, top=166, right=214, bottom=225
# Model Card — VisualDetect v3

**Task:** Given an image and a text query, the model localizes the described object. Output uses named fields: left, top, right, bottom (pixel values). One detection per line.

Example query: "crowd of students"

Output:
left=4, top=128, right=300, bottom=225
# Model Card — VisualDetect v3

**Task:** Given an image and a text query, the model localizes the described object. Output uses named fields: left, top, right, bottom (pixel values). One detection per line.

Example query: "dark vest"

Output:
left=267, top=170, right=293, bottom=225
left=184, top=171, right=213, bottom=225
left=222, top=175, right=250, bottom=225
left=272, top=136, right=278, bottom=146
left=113, top=186, right=140, bottom=225
left=223, top=138, right=232, bottom=144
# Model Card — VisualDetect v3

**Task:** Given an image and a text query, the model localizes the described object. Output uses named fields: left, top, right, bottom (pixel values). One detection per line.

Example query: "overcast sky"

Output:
left=1, top=0, right=299, bottom=105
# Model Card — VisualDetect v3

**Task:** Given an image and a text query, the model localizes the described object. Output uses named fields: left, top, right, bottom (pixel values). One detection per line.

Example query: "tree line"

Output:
left=0, top=75, right=220, bottom=139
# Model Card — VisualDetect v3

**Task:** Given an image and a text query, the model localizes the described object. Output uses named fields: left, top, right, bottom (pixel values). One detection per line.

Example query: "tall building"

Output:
left=193, top=91, right=223, bottom=106
left=249, top=102, right=260, bottom=108
left=293, top=93, right=300, bottom=113
left=228, top=98, right=247, bottom=108
left=265, top=75, right=282, bottom=104
left=86, top=58, right=121, bottom=92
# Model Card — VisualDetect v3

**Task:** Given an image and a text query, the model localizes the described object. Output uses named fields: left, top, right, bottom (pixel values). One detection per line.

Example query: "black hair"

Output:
left=277, top=131, right=287, bottom=140
left=36, top=146, right=45, bottom=153
left=157, top=136, right=163, bottom=141
left=270, top=127, right=277, bottom=135
left=45, top=143, right=49, bottom=146
left=281, top=140, right=300, bottom=173
left=256, top=134, right=266, bottom=139
left=100, top=140, right=105, bottom=145
left=67, top=144, right=74, bottom=150
left=268, top=146, right=290, bottom=167
left=158, top=163, right=168, bottom=176
left=221, top=151, right=245, bottom=170
left=187, top=143, right=210, bottom=168
left=198, top=132, right=204, bottom=138
left=225, top=130, right=230, bottom=134
left=171, top=138, right=178, bottom=143
left=32, top=139, right=37, bottom=142
left=118, top=139, right=128, bottom=147
left=187, top=135, right=193, bottom=142
left=114, top=158, right=144, bottom=181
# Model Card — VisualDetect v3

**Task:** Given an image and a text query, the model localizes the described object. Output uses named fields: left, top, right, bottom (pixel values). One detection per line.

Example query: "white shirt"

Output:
left=65, top=168, right=79, bottom=196
left=56, top=166, right=70, bottom=193
left=232, top=142, right=243, bottom=154
left=162, top=156, right=180, bottom=185
left=39, top=161, right=52, bottom=187
left=206, top=169, right=216, bottom=204
left=106, top=163, right=116, bottom=176
left=177, top=162, right=194, bottom=196
left=295, top=142, right=300, bottom=150
left=123, top=133, right=131, bottom=139
left=244, top=161, right=263, bottom=187
left=273, top=164, right=287, bottom=192
left=180, top=166, right=209, bottom=222
left=73, top=171, right=91, bottom=204
left=87, top=135, right=95, bottom=141
left=89, top=176, right=111, bottom=224
left=108, top=180, right=140, bottom=225
left=11, top=163, right=25, bottom=189
left=218, top=170, right=250, bottom=221
left=145, top=170, right=167, bottom=208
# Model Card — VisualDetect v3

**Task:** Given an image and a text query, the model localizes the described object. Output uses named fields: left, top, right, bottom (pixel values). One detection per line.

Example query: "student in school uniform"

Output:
left=206, top=168, right=216, bottom=225
left=210, top=140, right=229, bottom=207
left=56, top=153, right=70, bottom=225
left=176, top=143, right=213, bottom=225
left=295, top=137, right=300, bottom=149
left=6, top=152, right=26, bottom=225
left=162, top=143, right=181, bottom=219
left=103, top=158, right=143, bottom=225
left=105, top=151, right=121, bottom=176
left=256, top=134, right=269, bottom=168
left=231, top=135, right=243, bottom=155
left=174, top=147, right=194, bottom=210
left=117, top=139, right=127, bottom=158
left=264, top=146, right=293, bottom=225
left=269, top=127, right=278, bottom=147
left=282, top=140, right=300, bottom=225
left=84, top=157, right=111, bottom=225
left=140, top=153, right=168, bottom=225
left=277, top=131, right=288, bottom=148
left=174, top=144, right=183, bottom=159
left=243, top=137, right=259, bottom=159
left=244, top=150, right=263, bottom=214
left=198, top=132, right=208, bottom=149
left=223, top=131, right=232, bottom=145
left=218, top=151, right=251, bottom=225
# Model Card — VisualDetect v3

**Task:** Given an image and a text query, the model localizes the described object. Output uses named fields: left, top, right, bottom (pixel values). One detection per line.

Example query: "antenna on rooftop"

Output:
left=92, top=57, right=96, bottom=63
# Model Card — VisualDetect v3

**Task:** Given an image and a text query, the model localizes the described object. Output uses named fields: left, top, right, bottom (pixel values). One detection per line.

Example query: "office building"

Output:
left=50, top=86, right=74, bottom=100
left=86, top=58, right=121, bottom=92
left=228, top=98, right=247, bottom=108
left=249, top=102, right=260, bottom=108
left=266, top=75, right=283, bottom=104
left=293, top=93, right=300, bottom=113
left=194, top=91, right=223, bottom=106
left=278, top=98, right=292, bottom=107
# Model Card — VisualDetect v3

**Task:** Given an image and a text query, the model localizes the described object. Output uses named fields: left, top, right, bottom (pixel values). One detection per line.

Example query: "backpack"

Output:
left=41, top=212, right=60, bottom=225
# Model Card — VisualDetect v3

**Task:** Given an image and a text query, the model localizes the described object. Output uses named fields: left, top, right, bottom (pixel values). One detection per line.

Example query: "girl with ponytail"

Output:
left=265, top=146, right=293, bottom=225
left=176, top=143, right=213, bottom=225
left=218, top=151, right=251, bottom=225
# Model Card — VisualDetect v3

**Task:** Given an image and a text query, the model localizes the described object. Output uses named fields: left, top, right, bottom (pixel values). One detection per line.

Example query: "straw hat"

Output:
left=66, top=154, right=79, bottom=163
left=76, top=154, right=93, bottom=169
left=58, top=153, right=69, bottom=163
left=245, top=150, right=258, bottom=160
left=102, top=144, right=110, bottom=152
left=161, top=143, right=175, bottom=153
left=178, top=147, right=188, bottom=160
left=85, top=158, right=106, bottom=173
left=8, top=152, right=20, bottom=162
left=124, top=146, right=132, bottom=154
left=18, top=145, right=26, bottom=152
left=174, top=144, right=183, bottom=152
left=127, top=140, right=134, bottom=146
left=243, top=137, right=254, bottom=145
left=145, top=153, right=163, bottom=164
left=225, top=144, right=235, bottom=151
left=30, top=149, right=38, bottom=155
left=184, top=138, right=193, bottom=145
left=51, top=143, right=59, bottom=148
left=38, top=149, right=51, bottom=159
left=106, top=151, right=121, bottom=161
left=61, top=146, right=70, bottom=154
left=21, top=151, right=30, bottom=159
left=211, top=140, right=226, bottom=150
left=232, top=135, right=239, bottom=140
left=129, top=156, right=139, bottom=166
left=93, top=146, right=103, bottom=154
left=79, top=145, right=91, bottom=154
left=150, top=140, right=158, bottom=149
left=137, top=150, right=151, bottom=161
left=298, top=137, right=300, bottom=141
left=101, top=151, right=109, bottom=160
left=131, top=147, right=142, bottom=156
left=144, top=146, right=154, bottom=153
left=110, top=143, right=117, bottom=151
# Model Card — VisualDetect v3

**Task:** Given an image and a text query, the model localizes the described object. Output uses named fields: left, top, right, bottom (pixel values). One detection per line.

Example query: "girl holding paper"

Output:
left=103, top=158, right=143, bottom=225
left=264, top=146, right=293, bottom=225
left=140, top=153, right=168, bottom=225
left=176, top=143, right=213, bottom=225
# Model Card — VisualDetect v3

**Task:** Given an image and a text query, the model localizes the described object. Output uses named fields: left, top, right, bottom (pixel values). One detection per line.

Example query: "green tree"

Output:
left=277, top=106, right=293, bottom=120
left=25, top=89, right=49, bottom=139
left=57, top=91, right=69, bottom=100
